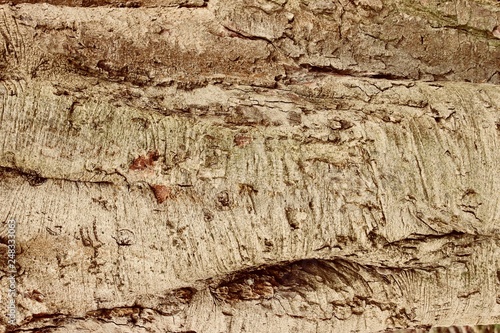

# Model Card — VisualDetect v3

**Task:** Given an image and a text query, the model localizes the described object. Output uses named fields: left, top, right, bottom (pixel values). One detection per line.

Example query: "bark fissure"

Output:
left=0, top=0, right=499, bottom=332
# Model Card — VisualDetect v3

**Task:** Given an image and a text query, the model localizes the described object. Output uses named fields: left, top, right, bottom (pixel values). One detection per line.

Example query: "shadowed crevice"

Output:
left=208, top=258, right=374, bottom=303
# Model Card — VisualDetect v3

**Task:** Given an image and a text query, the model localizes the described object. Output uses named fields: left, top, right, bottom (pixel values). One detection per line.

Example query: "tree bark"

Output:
left=0, top=0, right=499, bottom=332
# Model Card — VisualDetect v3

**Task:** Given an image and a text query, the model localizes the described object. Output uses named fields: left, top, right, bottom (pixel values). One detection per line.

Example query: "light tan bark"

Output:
left=0, top=1, right=499, bottom=332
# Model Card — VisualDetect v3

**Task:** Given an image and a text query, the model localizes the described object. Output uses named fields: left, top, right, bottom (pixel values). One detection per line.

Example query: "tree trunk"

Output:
left=0, top=0, right=499, bottom=332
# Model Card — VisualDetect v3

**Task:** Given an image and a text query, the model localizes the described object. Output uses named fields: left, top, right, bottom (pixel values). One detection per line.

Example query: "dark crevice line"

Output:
left=0, top=166, right=121, bottom=187
left=219, top=23, right=274, bottom=44
left=6, top=287, right=196, bottom=331
left=298, top=63, right=414, bottom=82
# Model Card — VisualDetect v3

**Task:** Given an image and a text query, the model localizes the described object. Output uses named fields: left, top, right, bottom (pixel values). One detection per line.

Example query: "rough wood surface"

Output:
left=0, top=1, right=499, bottom=332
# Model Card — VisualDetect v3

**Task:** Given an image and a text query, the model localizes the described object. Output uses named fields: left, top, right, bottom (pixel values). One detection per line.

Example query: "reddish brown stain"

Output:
left=130, top=150, right=159, bottom=171
left=150, top=184, right=174, bottom=204
left=234, top=134, right=253, bottom=147
left=172, top=287, right=196, bottom=303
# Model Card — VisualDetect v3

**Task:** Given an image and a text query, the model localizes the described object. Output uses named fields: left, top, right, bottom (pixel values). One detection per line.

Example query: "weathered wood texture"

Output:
left=0, top=1, right=499, bottom=332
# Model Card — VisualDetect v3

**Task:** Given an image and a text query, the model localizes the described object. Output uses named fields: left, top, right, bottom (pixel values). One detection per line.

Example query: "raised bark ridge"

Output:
left=0, top=1, right=499, bottom=332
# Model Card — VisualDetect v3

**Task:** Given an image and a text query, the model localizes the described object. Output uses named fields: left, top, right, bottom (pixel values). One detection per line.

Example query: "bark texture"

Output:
left=0, top=0, right=499, bottom=332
